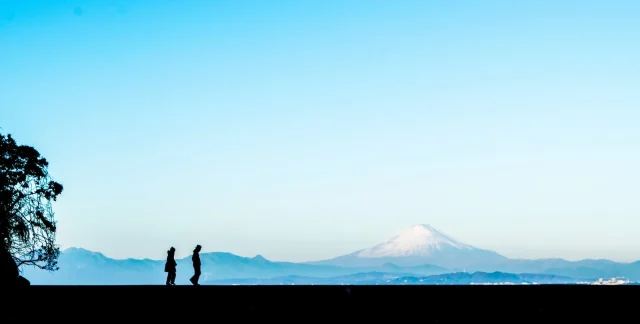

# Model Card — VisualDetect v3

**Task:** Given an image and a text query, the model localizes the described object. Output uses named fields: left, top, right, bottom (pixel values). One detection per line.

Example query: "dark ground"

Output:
left=7, top=285, right=636, bottom=321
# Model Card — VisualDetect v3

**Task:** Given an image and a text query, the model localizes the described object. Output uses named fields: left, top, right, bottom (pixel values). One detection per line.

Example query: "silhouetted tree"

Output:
left=0, top=132, right=63, bottom=274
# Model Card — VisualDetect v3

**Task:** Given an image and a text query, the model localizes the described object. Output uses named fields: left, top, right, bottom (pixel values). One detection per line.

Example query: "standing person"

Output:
left=189, top=245, right=201, bottom=286
left=164, top=247, right=177, bottom=286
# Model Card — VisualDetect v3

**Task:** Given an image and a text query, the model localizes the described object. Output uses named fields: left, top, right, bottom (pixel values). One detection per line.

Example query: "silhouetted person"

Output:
left=189, top=245, right=201, bottom=286
left=164, top=247, right=177, bottom=286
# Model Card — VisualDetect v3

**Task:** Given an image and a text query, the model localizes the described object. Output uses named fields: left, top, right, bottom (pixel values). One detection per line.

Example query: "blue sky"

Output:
left=2, top=0, right=639, bottom=262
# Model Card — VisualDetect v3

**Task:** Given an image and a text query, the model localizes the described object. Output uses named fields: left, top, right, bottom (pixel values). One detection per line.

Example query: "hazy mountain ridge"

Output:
left=22, top=247, right=450, bottom=285
left=21, top=246, right=640, bottom=285
left=21, top=224, right=640, bottom=284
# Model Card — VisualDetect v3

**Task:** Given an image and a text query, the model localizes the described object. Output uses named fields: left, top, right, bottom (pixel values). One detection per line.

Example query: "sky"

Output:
left=1, top=0, right=639, bottom=262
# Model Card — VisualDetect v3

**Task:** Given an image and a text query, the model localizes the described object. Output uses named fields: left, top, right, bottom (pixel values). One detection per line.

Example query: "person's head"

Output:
left=194, top=245, right=201, bottom=253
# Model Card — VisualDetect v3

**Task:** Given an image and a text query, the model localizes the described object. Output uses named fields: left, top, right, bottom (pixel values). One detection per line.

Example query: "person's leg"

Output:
left=166, top=272, right=171, bottom=285
left=190, top=265, right=200, bottom=285
left=170, top=272, right=176, bottom=285
left=193, top=269, right=201, bottom=285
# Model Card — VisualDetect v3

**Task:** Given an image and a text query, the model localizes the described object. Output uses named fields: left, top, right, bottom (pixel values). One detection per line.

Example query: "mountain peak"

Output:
left=356, top=224, right=474, bottom=258
left=62, top=247, right=109, bottom=260
left=63, top=247, right=103, bottom=256
left=409, top=224, right=438, bottom=234
left=252, top=254, right=268, bottom=261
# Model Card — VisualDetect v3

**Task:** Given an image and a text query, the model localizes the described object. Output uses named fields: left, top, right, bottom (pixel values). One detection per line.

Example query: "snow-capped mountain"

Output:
left=308, top=224, right=509, bottom=270
left=356, top=224, right=475, bottom=258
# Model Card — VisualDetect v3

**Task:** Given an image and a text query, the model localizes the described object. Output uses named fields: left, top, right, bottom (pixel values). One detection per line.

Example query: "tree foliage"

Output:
left=0, top=132, right=63, bottom=272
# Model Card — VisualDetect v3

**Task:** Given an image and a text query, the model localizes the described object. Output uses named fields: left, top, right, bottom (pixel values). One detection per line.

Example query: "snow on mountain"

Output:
left=356, top=224, right=474, bottom=258
left=308, top=224, right=509, bottom=269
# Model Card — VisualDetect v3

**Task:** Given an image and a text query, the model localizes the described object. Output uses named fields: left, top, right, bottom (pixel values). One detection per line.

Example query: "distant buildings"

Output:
left=590, top=277, right=629, bottom=285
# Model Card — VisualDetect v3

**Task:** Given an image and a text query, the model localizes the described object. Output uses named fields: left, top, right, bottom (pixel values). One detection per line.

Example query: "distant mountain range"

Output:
left=21, top=224, right=640, bottom=285
left=22, top=247, right=451, bottom=285
left=308, top=224, right=640, bottom=280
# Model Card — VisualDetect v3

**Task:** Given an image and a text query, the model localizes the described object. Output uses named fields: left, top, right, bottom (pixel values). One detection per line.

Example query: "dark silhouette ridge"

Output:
left=14, top=285, right=637, bottom=321
left=165, top=247, right=177, bottom=285
left=0, top=244, right=25, bottom=285
left=189, top=244, right=201, bottom=285
left=0, top=131, right=63, bottom=286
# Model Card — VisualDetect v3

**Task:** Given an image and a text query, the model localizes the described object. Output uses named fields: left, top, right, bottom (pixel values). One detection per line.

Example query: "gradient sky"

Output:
left=2, top=0, right=639, bottom=262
